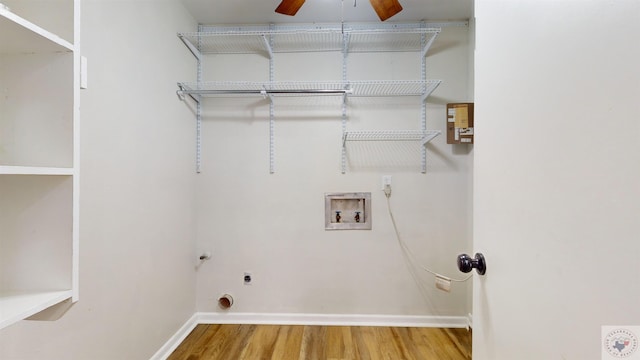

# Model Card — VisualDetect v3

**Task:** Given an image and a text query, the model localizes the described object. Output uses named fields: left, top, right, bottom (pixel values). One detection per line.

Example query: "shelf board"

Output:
left=0, top=290, right=72, bottom=329
left=0, top=8, right=73, bottom=54
left=0, top=166, right=74, bottom=175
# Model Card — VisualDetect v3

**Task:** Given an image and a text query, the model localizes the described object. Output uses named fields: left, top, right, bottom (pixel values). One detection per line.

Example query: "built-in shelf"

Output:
left=0, top=166, right=74, bottom=175
left=0, top=0, right=79, bottom=330
left=0, top=290, right=72, bottom=329
left=0, top=8, right=73, bottom=53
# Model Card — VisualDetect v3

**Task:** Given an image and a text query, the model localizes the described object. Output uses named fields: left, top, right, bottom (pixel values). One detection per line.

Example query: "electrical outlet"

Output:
left=381, top=175, right=392, bottom=190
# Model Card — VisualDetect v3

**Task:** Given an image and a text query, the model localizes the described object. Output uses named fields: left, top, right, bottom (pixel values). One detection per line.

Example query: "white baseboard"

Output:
left=196, top=311, right=469, bottom=328
left=150, top=312, right=469, bottom=360
left=149, top=313, right=199, bottom=360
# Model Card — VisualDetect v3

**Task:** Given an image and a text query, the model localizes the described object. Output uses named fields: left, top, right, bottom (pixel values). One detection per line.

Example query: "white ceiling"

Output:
left=180, top=0, right=473, bottom=25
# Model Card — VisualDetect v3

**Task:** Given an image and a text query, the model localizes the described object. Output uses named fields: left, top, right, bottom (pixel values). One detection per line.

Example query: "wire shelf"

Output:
left=347, top=28, right=440, bottom=53
left=343, top=130, right=441, bottom=144
left=177, top=80, right=441, bottom=98
left=177, top=26, right=440, bottom=55
left=177, top=81, right=350, bottom=98
left=348, top=80, right=441, bottom=97
left=179, top=32, right=270, bottom=55
left=272, top=30, right=344, bottom=53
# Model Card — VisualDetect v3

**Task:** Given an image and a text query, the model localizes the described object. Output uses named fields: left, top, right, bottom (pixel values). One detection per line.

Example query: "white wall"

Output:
left=0, top=1, right=198, bottom=359
left=195, top=25, right=475, bottom=318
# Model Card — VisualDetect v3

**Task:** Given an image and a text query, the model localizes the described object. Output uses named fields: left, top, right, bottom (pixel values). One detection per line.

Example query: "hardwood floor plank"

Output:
left=375, top=326, right=406, bottom=360
left=199, top=324, right=254, bottom=359
left=326, top=325, right=357, bottom=360
left=270, top=325, right=304, bottom=360
left=405, top=327, right=438, bottom=360
left=445, top=328, right=472, bottom=359
left=168, top=324, right=222, bottom=360
left=166, top=324, right=208, bottom=360
left=389, top=327, right=418, bottom=360
left=193, top=324, right=236, bottom=359
left=351, top=326, right=378, bottom=360
left=168, top=324, right=471, bottom=360
left=239, top=324, right=279, bottom=359
left=299, top=325, right=327, bottom=360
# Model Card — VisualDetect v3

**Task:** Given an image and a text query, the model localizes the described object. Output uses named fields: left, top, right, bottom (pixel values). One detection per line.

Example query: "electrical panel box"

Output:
left=447, top=103, right=474, bottom=144
left=324, top=192, right=371, bottom=230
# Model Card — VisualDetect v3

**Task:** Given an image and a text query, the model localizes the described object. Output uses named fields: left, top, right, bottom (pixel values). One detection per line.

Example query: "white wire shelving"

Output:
left=176, top=22, right=445, bottom=173
left=176, top=80, right=441, bottom=101
left=177, top=26, right=440, bottom=57
left=343, top=130, right=441, bottom=146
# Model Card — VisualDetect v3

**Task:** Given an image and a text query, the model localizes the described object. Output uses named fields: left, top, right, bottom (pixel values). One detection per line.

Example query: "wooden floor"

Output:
left=168, top=324, right=471, bottom=360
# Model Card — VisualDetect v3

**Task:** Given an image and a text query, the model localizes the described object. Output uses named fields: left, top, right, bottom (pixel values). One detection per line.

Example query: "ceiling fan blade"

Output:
left=369, top=0, right=403, bottom=21
left=275, top=0, right=306, bottom=16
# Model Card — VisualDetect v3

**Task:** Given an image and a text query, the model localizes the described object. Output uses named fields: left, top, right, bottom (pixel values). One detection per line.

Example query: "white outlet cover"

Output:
left=381, top=175, right=392, bottom=190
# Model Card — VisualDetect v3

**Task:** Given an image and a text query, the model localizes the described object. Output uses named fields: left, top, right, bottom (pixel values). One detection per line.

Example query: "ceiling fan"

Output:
left=275, top=0, right=403, bottom=21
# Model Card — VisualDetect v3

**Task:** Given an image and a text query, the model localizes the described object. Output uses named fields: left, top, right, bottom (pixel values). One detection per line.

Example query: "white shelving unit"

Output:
left=177, top=23, right=442, bottom=173
left=0, top=0, right=80, bottom=330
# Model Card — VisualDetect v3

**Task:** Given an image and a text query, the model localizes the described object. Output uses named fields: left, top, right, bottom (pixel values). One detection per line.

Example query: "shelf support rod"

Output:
left=176, top=84, right=200, bottom=104
left=175, top=89, right=353, bottom=96
left=196, top=25, right=203, bottom=174
left=178, top=34, right=202, bottom=61
left=341, top=31, right=350, bottom=174
left=269, top=24, right=275, bottom=174
left=420, top=21, right=427, bottom=173
left=421, top=131, right=441, bottom=146
left=261, top=34, right=274, bottom=59
left=421, top=31, right=438, bottom=58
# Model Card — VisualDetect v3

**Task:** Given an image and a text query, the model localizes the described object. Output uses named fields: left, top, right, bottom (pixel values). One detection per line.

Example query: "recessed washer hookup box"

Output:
left=324, top=192, right=371, bottom=230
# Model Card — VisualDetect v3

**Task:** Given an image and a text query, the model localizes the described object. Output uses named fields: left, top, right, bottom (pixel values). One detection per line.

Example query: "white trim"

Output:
left=149, top=313, right=199, bottom=360
left=196, top=312, right=469, bottom=328
left=467, top=312, right=473, bottom=329
left=150, top=312, right=469, bottom=359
